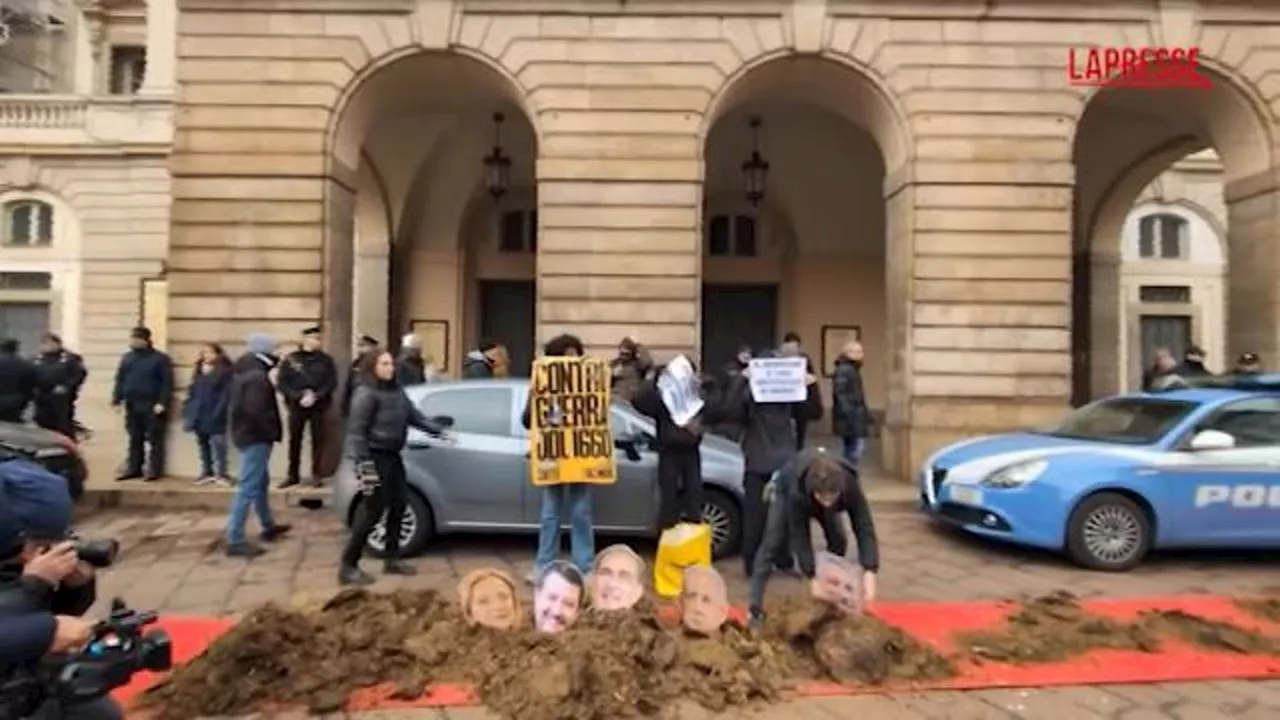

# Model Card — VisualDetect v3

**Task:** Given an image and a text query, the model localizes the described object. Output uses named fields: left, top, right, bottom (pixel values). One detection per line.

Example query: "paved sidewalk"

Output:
left=77, top=506, right=1279, bottom=719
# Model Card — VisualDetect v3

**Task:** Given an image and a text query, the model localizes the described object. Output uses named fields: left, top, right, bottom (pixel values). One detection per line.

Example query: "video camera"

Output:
left=53, top=598, right=173, bottom=704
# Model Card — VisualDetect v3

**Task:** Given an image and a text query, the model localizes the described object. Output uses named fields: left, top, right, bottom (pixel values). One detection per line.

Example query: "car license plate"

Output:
left=950, top=486, right=983, bottom=506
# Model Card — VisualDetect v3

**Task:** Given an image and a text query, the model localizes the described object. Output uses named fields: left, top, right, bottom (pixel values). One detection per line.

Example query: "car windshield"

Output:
left=1037, top=397, right=1196, bottom=445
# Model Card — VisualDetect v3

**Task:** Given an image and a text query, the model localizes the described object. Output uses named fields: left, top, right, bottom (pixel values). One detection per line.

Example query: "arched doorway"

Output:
left=1072, top=64, right=1277, bottom=400
left=327, top=52, right=538, bottom=373
left=701, top=56, right=910, bottom=465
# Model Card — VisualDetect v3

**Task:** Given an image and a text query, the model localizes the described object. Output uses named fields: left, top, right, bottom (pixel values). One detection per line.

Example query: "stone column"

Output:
left=71, top=5, right=101, bottom=94
left=886, top=174, right=1075, bottom=479
left=536, top=152, right=702, bottom=360
left=1224, top=167, right=1280, bottom=362
left=139, top=0, right=176, bottom=96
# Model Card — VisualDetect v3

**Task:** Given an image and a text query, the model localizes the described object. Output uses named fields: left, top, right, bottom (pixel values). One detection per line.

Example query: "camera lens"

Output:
left=75, top=538, right=120, bottom=568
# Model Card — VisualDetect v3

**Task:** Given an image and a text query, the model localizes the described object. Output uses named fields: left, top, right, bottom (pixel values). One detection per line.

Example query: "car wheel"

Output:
left=701, top=489, right=742, bottom=560
left=365, top=490, right=434, bottom=558
left=1065, top=492, right=1151, bottom=572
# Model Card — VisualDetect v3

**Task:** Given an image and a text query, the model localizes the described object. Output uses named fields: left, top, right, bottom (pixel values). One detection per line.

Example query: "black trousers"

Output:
left=742, top=471, right=776, bottom=575
left=794, top=420, right=809, bottom=451
left=342, top=450, right=408, bottom=566
left=286, top=407, right=327, bottom=481
left=28, top=696, right=124, bottom=720
left=124, top=406, right=166, bottom=476
left=34, top=396, right=74, bottom=436
left=657, top=446, right=702, bottom=530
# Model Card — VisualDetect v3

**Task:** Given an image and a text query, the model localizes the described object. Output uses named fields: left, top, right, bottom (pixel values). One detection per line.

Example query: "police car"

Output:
left=920, top=374, right=1280, bottom=571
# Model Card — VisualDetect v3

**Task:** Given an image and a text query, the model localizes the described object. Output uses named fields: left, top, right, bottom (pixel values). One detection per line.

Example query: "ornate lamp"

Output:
left=482, top=112, right=512, bottom=200
left=742, top=115, right=769, bottom=206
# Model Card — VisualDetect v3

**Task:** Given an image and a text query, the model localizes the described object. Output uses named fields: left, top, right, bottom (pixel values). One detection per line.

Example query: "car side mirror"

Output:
left=1189, top=429, right=1235, bottom=451
left=430, top=415, right=455, bottom=428
left=614, top=436, right=643, bottom=463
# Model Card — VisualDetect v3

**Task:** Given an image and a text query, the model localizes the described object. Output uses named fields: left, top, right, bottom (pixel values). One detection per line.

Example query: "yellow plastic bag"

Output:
left=653, top=522, right=712, bottom=598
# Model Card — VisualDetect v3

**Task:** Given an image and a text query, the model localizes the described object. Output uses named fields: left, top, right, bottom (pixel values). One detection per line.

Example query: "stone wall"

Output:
left=169, top=0, right=1280, bottom=477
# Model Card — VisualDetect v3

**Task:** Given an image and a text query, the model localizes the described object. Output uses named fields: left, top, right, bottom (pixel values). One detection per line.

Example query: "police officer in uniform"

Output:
left=0, top=339, right=35, bottom=423
left=31, top=333, right=86, bottom=438
left=277, top=326, right=338, bottom=488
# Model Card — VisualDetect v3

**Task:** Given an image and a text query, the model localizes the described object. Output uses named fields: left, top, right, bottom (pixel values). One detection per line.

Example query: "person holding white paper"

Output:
left=633, top=357, right=727, bottom=530
left=712, top=349, right=822, bottom=577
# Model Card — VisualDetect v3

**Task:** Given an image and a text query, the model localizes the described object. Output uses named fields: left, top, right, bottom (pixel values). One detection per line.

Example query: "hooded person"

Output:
left=224, top=333, right=291, bottom=558
left=610, top=336, right=653, bottom=403
left=396, top=333, right=427, bottom=386
left=462, top=338, right=504, bottom=379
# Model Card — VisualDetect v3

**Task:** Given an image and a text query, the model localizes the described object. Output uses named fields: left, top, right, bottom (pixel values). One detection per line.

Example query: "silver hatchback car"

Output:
left=333, top=379, right=747, bottom=558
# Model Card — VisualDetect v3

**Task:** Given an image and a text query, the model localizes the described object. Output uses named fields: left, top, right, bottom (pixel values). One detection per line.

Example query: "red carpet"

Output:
left=114, top=595, right=1280, bottom=710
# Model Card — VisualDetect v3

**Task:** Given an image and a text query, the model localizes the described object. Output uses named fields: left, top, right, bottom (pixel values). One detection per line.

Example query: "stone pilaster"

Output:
left=1224, top=167, right=1280, bottom=361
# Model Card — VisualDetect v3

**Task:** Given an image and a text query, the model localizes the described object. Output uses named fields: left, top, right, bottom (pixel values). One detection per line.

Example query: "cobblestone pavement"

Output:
left=79, top=506, right=1279, bottom=719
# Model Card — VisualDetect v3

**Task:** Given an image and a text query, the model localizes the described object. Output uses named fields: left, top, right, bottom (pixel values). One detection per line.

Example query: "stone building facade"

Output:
left=162, top=0, right=1280, bottom=478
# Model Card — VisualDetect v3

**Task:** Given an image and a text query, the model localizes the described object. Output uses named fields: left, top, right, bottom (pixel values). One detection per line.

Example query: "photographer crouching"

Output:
left=0, top=460, right=166, bottom=719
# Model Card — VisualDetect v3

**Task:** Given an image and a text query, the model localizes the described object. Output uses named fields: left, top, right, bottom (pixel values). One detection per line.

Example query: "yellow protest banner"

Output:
left=528, top=356, right=617, bottom=486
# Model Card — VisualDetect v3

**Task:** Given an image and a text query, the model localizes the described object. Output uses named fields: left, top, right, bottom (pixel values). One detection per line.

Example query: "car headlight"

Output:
left=982, top=459, right=1048, bottom=489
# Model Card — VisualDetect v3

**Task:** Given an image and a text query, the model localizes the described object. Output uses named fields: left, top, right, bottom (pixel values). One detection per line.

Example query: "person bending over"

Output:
left=747, top=450, right=879, bottom=628
left=341, top=350, right=450, bottom=586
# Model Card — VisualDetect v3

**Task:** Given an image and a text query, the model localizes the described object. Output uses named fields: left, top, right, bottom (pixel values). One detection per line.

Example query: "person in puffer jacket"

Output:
left=632, top=361, right=727, bottom=531
left=712, top=349, right=823, bottom=576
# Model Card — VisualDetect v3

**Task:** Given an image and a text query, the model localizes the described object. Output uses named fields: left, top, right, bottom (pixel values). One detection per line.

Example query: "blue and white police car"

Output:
left=920, top=375, right=1280, bottom=571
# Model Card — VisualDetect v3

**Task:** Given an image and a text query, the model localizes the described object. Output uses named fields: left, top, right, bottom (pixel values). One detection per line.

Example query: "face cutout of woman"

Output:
left=810, top=551, right=863, bottom=615
left=590, top=545, right=646, bottom=611
left=458, top=568, right=522, bottom=631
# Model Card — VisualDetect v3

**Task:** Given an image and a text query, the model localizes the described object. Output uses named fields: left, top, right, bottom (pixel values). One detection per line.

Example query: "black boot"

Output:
left=339, top=565, right=375, bottom=586
left=383, top=559, right=416, bottom=576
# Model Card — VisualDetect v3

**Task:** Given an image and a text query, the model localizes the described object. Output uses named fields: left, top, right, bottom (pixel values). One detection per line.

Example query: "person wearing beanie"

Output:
left=110, top=326, right=174, bottom=481
left=224, top=334, right=291, bottom=558
left=395, top=333, right=427, bottom=386
left=277, top=325, right=339, bottom=488
left=0, top=336, right=36, bottom=423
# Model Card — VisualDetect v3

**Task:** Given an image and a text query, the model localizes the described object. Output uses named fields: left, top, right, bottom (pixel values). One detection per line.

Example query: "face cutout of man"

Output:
left=459, top=568, right=522, bottom=631
left=591, top=545, right=646, bottom=611
left=533, top=561, right=585, bottom=634
left=680, top=566, right=729, bottom=635
left=810, top=551, right=863, bottom=615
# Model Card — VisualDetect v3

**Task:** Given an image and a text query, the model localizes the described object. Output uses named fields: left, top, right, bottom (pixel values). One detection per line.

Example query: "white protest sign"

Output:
left=657, top=355, right=704, bottom=427
left=748, top=357, right=807, bottom=403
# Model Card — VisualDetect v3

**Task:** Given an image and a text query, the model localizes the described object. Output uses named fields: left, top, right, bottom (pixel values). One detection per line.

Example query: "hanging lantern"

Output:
left=742, top=115, right=769, bottom=206
left=482, top=112, right=512, bottom=200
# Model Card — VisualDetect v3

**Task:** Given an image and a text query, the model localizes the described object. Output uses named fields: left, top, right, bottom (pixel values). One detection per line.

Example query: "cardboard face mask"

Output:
left=810, top=551, right=863, bottom=615
left=533, top=561, right=586, bottom=633
left=679, top=566, right=729, bottom=635
left=458, top=568, right=522, bottom=631
left=591, top=544, right=646, bottom=611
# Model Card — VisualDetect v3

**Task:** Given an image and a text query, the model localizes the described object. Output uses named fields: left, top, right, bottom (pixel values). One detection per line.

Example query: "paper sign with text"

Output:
left=657, top=355, right=704, bottom=427
left=529, top=356, right=617, bottom=486
left=748, top=357, right=807, bottom=403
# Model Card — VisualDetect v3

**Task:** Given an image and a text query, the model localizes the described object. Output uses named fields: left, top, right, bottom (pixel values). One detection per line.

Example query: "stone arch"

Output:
left=700, top=51, right=913, bottom=176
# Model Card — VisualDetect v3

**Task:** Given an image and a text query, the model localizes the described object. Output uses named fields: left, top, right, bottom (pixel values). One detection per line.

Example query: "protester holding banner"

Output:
left=747, top=450, right=879, bottom=630
left=521, top=334, right=604, bottom=581
left=632, top=356, right=725, bottom=530
left=713, top=349, right=823, bottom=577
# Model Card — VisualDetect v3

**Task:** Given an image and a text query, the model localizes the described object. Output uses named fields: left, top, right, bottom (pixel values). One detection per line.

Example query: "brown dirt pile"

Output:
left=1139, top=610, right=1280, bottom=655
left=1235, top=597, right=1280, bottom=624
left=138, top=590, right=955, bottom=720
left=955, top=591, right=1161, bottom=663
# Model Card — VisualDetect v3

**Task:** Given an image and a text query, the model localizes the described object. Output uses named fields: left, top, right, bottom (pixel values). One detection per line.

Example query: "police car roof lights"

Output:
left=1151, top=373, right=1280, bottom=393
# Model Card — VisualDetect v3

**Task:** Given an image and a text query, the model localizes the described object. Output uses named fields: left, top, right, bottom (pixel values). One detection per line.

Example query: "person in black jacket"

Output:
left=0, top=464, right=112, bottom=719
left=631, top=360, right=724, bottom=531
left=462, top=338, right=504, bottom=379
left=747, top=449, right=879, bottom=629
left=342, top=350, right=450, bottom=585
left=340, top=335, right=380, bottom=418
left=780, top=332, right=817, bottom=451
left=277, top=326, right=339, bottom=488
left=181, top=344, right=232, bottom=486
left=831, top=339, right=872, bottom=469
left=31, top=333, right=86, bottom=438
left=223, top=334, right=291, bottom=559
left=0, top=338, right=36, bottom=423
left=110, top=327, right=174, bottom=481
left=714, top=349, right=823, bottom=577
left=395, top=333, right=428, bottom=386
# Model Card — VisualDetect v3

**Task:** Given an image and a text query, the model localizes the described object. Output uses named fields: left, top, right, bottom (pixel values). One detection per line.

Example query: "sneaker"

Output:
left=115, top=471, right=143, bottom=482
left=261, top=524, right=292, bottom=542
left=339, top=565, right=375, bottom=586
left=194, top=476, right=216, bottom=486
left=277, top=478, right=301, bottom=490
left=384, top=560, right=416, bottom=576
left=225, top=542, right=265, bottom=559
left=213, top=476, right=233, bottom=487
